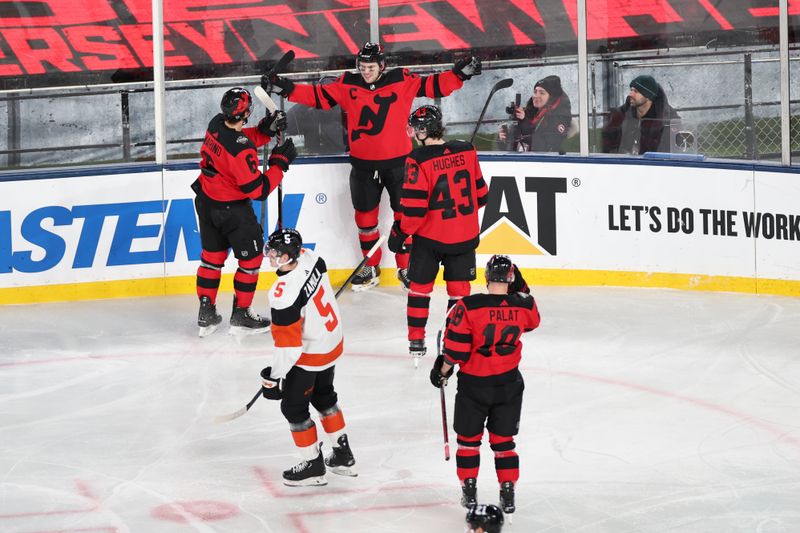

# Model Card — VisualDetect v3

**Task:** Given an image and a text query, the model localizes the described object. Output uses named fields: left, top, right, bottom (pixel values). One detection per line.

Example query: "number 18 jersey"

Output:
left=400, top=140, right=488, bottom=253
left=269, top=249, right=344, bottom=379
left=443, top=292, right=541, bottom=383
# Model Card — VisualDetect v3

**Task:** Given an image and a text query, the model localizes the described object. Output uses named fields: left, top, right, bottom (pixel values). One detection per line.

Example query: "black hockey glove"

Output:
left=387, top=221, right=410, bottom=254
left=268, top=138, right=297, bottom=171
left=453, top=56, right=482, bottom=81
left=429, top=355, right=454, bottom=389
left=260, top=367, right=283, bottom=400
left=258, top=110, right=287, bottom=136
left=261, top=73, right=295, bottom=97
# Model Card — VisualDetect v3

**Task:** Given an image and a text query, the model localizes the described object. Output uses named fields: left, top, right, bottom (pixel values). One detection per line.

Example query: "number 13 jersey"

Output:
left=400, top=140, right=488, bottom=253
left=269, top=249, right=344, bottom=379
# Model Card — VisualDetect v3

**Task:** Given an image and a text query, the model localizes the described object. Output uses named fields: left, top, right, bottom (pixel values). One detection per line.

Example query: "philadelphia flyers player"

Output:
left=260, top=228, right=357, bottom=486
left=262, top=43, right=482, bottom=291
left=430, top=255, right=540, bottom=516
left=193, top=87, right=297, bottom=337
left=388, top=105, right=488, bottom=363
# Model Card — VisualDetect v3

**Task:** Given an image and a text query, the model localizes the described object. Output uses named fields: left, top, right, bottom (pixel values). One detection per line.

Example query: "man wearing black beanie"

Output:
left=601, top=74, right=679, bottom=154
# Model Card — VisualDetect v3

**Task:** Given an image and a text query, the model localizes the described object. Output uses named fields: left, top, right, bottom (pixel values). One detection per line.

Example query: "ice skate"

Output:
left=499, top=481, right=515, bottom=515
left=324, top=434, right=357, bottom=477
left=283, top=446, right=327, bottom=487
left=197, top=296, right=222, bottom=337
left=396, top=268, right=411, bottom=291
left=229, top=297, right=270, bottom=337
left=461, top=477, right=477, bottom=508
left=410, top=339, right=426, bottom=368
left=350, top=265, right=380, bottom=292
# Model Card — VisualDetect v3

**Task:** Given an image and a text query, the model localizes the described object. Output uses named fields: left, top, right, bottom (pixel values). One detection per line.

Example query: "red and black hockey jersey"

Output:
left=288, top=68, right=464, bottom=170
left=400, top=140, right=488, bottom=253
left=443, top=292, right=540, bottom=385
left=194, top=114, right=283, bottom=203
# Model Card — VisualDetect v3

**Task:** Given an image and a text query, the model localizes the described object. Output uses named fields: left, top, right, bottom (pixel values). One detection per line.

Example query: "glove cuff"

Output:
left=269, top=154, right=290, bottom=171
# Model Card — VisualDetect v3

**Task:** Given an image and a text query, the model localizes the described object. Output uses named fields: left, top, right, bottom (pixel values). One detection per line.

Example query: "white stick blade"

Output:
left=213, top=407, right=246, bottom=423
left=254, top=86, right=278, bottom=113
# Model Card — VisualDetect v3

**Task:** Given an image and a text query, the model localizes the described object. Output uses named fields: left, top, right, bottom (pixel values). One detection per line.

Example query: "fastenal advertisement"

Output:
left=1, top=160, right=799, bottom=301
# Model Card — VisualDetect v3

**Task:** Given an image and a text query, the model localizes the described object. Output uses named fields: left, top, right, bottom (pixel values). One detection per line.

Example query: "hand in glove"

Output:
left=387, top=220, right=410, bottom=254
left=453, top=56, right=482, bottom=81
left=429, top=355, right=454, bottom=388
left=261, top=73, right=295, bottom=97
left=260, top=367, right=283, bottom=400
left=257, top=110, right=287, bottom=136
left=268, top=138, right=298, bottom=171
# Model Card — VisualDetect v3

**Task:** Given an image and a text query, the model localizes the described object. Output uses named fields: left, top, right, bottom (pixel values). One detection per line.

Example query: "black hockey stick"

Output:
left=214, top=388, right=262, bottom=423
left=469, top=78, right=514, bottom=145
left=436, top=327, right=451, bottom=461
left=334, top=234, right=388, bottom=298
left=254, top=50, right=295, bottom=230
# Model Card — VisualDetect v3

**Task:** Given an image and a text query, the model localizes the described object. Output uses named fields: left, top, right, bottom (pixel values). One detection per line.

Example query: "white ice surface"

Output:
left=1, top=286, right=799, bottom=532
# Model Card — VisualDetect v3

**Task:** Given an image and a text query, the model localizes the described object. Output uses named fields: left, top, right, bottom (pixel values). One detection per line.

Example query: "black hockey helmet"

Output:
left=357, top=41, right=385, bottom=66
left=220, top=87, right=253, bottom=122
left=485, top=254, right=515, bottom=284
left=466, top=504, right=504, bottom=533
left=266, top=228, right=303, bottom=260
left=408, top=104, right=444, bottom=139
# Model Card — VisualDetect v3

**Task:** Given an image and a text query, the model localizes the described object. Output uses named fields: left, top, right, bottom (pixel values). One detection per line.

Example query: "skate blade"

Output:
left=328, top=465, right=358, bottom=477
left=350, top=279, right=379, bottom=292
left=198, top=323, right=220, bottom=337
left=228, top=325, right=270, bottom=337
left=282, top=475, right=328, bottom=487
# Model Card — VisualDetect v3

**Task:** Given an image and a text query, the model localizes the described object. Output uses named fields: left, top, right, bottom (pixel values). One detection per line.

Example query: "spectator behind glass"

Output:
left=284, top=76, right=347, bottom=155
left=498, top=75, right=572, bottom=153
left=601, top=75, right=680, bottom=155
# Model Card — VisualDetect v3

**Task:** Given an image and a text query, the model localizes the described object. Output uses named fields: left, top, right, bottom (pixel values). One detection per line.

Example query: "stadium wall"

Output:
left=1, top=155, right=799, bottom=304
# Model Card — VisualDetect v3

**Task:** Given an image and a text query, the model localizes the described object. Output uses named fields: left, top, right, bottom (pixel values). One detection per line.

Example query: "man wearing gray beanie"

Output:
left=601, top=74, right=679, bottom=154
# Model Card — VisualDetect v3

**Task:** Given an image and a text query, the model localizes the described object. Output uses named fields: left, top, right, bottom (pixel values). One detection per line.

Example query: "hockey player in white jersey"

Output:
left=260, top=227, right=357, bottom=486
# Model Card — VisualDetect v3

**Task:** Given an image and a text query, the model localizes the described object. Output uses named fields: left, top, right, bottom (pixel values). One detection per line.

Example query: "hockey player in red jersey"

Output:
left=193, top=87, right=298, bottom=337
left=388, top=105, right=488, bottom=363
left=262, top=43, right=482, bottom=291
left=260, top=228, right=357, bottom=486
left=430, top=255, right=540, bottom=517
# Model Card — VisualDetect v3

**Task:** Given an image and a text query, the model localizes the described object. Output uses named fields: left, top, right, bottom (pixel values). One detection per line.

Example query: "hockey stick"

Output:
left=469, top=78, right=514, bottom=145
left=436, top=328, right=451, bottom=461
left=254, top=50, right=295, bottom=230
left=334, top=234, right=388, bottom=298
left=214, top=388, right=262, bottom=423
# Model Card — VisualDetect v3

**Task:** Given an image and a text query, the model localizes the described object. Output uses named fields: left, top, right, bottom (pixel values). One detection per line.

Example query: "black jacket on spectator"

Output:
left=601, top=86, right=680, bottom=154
left=507, top=93, right=572, bottom=153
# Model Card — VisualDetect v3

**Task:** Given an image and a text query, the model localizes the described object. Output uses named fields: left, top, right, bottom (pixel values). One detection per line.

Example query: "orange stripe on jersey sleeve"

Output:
left=272, top=320, right=303, bottom=348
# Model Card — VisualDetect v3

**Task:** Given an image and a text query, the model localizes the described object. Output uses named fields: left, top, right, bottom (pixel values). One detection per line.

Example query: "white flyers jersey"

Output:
left=268, top=248, right=344, bottom=378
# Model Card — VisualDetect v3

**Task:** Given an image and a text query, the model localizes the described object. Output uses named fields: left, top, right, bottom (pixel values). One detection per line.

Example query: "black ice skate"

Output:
left=461, top=477, right=477, bottom=508
left=229, top=298, right=270, bottom=337
left=197, top=296, right=222, bottom=337
left=324, top=434, right=357, bottom=477
left=397, top=268, right=411, bottom=291
left=283, top=446, right=327, bottom=487
left=410, top=339, right=426, bottom=368
left=350, top=265, right=380, bottom=292
left=499, top=481, right=515, bottom=514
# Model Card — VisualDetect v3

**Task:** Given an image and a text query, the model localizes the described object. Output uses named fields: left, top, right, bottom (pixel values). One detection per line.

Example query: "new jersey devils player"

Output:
left=262, top=43, right=482, bottom=291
